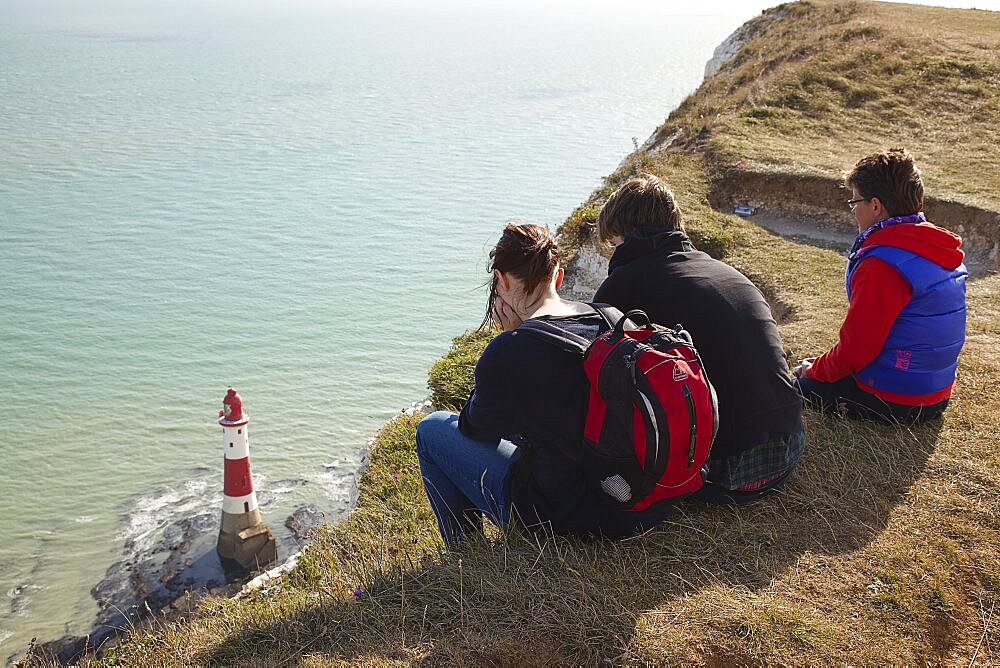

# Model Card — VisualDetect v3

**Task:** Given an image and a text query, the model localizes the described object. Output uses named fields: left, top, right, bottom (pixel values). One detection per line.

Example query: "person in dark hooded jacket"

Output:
left=593, top=175, right=804, bottom=504
left=793, top=148, right=967, bottom=422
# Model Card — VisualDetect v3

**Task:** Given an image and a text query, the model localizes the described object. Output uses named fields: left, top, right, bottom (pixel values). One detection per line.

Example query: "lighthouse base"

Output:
left=217, top=511, right=278, bottom=570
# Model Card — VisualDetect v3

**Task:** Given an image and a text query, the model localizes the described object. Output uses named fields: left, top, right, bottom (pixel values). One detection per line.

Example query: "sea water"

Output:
left=0, top=0, right=772, bottom=657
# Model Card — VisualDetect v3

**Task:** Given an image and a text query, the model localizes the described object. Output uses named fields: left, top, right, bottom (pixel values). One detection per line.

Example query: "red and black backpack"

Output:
left=520, top=304, right=718, bottom=511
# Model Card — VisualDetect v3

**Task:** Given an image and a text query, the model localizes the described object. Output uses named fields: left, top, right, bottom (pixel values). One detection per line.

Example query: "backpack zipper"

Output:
left=642, top=348, right=692, bottom=376
left=682, top=384, right=697, bottom=467
left=637, top=390, right=660, bottom=466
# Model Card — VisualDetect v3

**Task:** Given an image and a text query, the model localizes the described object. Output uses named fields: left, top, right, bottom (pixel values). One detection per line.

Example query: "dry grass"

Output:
left=655, top=0, right=1000, bottom=209
left=77, top=1, right=1000, bottom=665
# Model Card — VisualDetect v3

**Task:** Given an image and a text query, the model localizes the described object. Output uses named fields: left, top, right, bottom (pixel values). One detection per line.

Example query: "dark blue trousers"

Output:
left=795, top=376, right=949, bottom=423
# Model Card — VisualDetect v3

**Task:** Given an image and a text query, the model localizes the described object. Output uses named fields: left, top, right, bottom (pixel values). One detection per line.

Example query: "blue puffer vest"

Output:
left=846, top=245, right=967, bottom=395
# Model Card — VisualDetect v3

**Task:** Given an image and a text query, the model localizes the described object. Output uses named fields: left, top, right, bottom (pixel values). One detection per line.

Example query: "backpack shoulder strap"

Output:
left=587, top=302, right=649, bottom=329
left=588, top=303, right=629, bottom=331
left=518, top=319, right=590, bottom=356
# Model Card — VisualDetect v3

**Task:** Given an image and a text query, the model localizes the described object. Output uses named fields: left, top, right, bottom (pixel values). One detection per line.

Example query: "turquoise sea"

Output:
left=0, top=0, right=782, bottom=658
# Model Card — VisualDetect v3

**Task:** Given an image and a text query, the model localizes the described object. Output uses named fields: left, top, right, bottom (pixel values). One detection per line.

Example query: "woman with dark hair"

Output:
left=415, top=223, right=673, bottom=546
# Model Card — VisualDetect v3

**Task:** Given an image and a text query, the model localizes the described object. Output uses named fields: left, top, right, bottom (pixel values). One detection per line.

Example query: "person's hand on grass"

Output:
left=792, top=357, right=815, bottom=379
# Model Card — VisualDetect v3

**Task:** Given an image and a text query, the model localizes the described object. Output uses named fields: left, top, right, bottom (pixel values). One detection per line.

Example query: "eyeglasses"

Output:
left=847, top=197, right=869, bottom=210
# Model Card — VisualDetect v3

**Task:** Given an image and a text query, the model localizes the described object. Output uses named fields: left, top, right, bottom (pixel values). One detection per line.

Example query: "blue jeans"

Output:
left=796, top=376, right=949, bottom=423
left=415, top=411, right=522, bottom=546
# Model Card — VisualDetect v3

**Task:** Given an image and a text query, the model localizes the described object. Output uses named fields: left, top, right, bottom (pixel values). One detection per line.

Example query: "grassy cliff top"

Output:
left=60, top=2, right=999, bottom=666
left=663, top=0, right=1000, bottom=207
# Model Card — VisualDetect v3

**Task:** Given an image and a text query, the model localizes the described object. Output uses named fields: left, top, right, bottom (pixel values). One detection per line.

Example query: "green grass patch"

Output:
left=426, top=329, right=495, bottom=410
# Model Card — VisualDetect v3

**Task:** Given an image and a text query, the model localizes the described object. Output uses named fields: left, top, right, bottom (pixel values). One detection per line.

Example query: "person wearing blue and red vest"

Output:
left=794, top=148, right=967, bottom=422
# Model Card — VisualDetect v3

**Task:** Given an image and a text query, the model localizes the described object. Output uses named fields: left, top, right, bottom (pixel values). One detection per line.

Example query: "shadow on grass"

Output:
left=202, top=413, right=942, bottom=665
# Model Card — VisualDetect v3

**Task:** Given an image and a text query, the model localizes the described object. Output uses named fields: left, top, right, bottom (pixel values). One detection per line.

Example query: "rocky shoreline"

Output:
left=27, top=504, right=322, bottom=665
left=27, top=400, right=433, bottom=666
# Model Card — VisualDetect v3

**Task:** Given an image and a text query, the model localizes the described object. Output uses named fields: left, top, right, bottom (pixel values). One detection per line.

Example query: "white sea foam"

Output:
left=118, top=477, right=221, bottom=550
left=267, top=484, right=301, bottom=497
left=317, top=468, right=357, bottom=505
left=184, top=479, right=211, bottom=495
left=6, top=583, right=42, bottom=617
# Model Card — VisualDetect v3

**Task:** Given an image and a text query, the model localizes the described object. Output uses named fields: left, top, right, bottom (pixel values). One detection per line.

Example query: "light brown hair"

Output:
left=481, top=223, right=559, bottom=330
left=846, top=147, right=924, bottom=217
left=596, top=174, right=684, bottom=244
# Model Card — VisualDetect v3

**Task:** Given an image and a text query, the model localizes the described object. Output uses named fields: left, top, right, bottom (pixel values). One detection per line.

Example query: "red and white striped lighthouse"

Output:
left=216, top=388, right=277, bottom=569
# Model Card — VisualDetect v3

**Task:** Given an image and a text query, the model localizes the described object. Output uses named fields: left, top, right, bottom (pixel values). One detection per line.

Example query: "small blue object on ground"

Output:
left=734, top=204, right=755, bottom=217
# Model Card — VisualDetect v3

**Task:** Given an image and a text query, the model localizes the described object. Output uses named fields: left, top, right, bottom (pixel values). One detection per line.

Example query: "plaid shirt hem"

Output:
left=705, top=428, right=806, bottom=490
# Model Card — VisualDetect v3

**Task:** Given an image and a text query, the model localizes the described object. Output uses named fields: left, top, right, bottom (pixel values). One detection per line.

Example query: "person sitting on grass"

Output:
left=415, top=223, right=674, bottom=546
left=592, top=174, right=804, bottom=505
left=793, top=147, right=967, bottom=422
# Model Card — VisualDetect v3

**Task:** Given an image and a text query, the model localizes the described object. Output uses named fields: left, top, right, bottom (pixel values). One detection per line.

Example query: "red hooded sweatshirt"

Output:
left=806, top=221, right=965, bottom=405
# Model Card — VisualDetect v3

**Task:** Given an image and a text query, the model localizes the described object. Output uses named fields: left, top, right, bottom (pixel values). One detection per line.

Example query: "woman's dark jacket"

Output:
left=458, top=311, right=672, bottom=538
